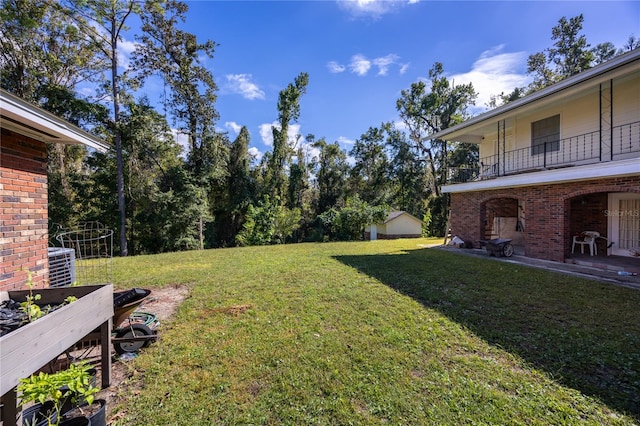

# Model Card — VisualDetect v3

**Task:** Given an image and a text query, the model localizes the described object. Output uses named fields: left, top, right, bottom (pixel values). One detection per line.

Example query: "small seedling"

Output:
left=18, top=272, right=77, bottom=324
left=19, top=272, right=48, bottom=323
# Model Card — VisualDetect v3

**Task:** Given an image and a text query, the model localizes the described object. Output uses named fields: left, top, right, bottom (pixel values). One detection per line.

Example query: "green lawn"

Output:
left=111, top=239, right=640, bottom=425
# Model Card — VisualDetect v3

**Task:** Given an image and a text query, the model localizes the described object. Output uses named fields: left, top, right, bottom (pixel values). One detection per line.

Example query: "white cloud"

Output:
left=373, top=54, right=400, bottom=76
left=337, top=0, right=419, bottom=19
left=118, top=37, right=139, bottom=71
left=300, top=144, right=322, bottom=164
left=335, top=54, right=405, bottom=76
left=225, top=74, right=265, bottom=100
left=171, top=128, right=190, bottom=157
left=327, top=61, right=346, bottom=73
left=393, top=120, right=409, bottom=133
left=259, top=121, right=302, bottom=148
left=350, top=54, right=372, bottom=76
left=119, top=38, right=137, bottom=55
left=225, top=121, right=242, bottom=134
left=448, top=46, right=531, bottom=110
left=337, top=136, right=356, bottom=146
left=248, top=147, right=263, bottom=163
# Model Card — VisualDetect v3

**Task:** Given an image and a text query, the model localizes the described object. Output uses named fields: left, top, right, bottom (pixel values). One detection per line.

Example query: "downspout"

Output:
left=496, top=122, right=500, bottom=176
left=610, top=78, right=614, bottom=161
left=599, top=82, right=602, bottom=162
left=501, top=120, right=506, bottom=175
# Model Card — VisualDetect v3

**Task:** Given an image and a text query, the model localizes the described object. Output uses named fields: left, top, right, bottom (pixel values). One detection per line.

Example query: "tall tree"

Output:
left=120, top=98, right=183, bottom=254
left=133, top=0, right=219, bottom=175
left=132, top=0, right=221, bottom=249
left=228, top=126, right=253, bottom=235
left=211, top=126, right=253, bottom=246
left=385, top=124, right=426, bottom=218
left=0, top=0, right=104, bottom=100
left=397, top=62, right=477, bottom=196
left=527, top=14, right=594, bottom=91
left=312, top=138, right=349, bottom=215
left=349, top=125, right=391, bottom=206
left=397, top=62, right=477, bottom=235
left=265, top=72, right=309, bottom=203
left=64, top=0, right=143, bottom=256
left=287, top=146, right=307, bottom=210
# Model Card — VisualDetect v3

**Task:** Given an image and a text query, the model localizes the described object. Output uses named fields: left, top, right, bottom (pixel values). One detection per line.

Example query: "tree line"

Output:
left=1, top=1, right=637, bottom=255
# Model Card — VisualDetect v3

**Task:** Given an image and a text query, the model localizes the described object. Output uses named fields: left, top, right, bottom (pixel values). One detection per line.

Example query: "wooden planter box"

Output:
left=0, top=285, right=113, bottom=425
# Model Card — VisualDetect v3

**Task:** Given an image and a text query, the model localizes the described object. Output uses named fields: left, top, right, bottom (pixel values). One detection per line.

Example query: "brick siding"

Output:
left=1, top=128, right=49, bottom=291
left=449, top=176, right=640, bottom=262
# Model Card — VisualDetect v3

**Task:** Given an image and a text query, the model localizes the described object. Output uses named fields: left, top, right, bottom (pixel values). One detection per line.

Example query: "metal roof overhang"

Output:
left=1, top=89, right=109, bottom=152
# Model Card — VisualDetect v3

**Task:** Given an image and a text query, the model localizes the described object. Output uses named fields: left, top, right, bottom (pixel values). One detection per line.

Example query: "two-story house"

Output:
left=434, top=49, right=640, bottom=263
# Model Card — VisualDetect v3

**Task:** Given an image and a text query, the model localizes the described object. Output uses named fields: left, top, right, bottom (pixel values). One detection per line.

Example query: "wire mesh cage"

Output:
left=56, top=222, right=113, bottom=285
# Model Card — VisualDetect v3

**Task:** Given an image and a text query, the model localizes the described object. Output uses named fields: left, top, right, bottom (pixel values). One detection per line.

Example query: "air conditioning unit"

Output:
left=48, top=247, right=77, bottom=287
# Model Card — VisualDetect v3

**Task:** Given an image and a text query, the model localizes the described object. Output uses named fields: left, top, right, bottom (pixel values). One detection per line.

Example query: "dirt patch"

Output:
left=96, top=284, right=190, bottom=424
left=196, top=303, right=252, bottom=319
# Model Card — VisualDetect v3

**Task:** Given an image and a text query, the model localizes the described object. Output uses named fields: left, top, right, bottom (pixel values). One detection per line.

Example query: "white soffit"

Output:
left=0, top=89, right=108, bottom=152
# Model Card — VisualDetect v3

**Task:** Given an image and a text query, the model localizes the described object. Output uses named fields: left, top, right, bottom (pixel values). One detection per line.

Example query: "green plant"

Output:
left=18, top=363, right=98, bottom=426
left=19, top=272, right=48, bottom=323
left=19, top=272, right=77, bottom=325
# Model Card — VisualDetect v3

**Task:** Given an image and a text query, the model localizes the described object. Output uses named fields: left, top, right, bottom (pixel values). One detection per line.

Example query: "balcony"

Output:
left=447, top=121, right=640, bottom=184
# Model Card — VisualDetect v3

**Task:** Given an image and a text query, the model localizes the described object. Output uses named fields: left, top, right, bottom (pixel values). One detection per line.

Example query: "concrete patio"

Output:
left=437, top=245, right=640, bottom=290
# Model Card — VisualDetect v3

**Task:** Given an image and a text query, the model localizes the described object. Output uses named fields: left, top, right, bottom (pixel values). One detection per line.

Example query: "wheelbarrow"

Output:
left=111, top=288, right=159, bottom=354
left=479, top=238, right=514, bottom=257
left=66, top=288, right=159, bottom=358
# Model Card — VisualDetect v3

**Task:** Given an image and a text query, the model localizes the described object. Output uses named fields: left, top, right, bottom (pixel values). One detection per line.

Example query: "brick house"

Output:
left=1, top=89, right=108, bottom=291
left=434, top=49, right=640, bottom=263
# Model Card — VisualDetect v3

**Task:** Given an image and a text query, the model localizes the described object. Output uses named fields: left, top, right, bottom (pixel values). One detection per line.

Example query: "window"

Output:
left=531, top=115, right=560, bottom=155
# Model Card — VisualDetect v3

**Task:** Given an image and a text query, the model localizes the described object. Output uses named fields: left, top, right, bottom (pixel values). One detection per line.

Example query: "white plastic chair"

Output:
left=572, top=231, right=600, bottom=256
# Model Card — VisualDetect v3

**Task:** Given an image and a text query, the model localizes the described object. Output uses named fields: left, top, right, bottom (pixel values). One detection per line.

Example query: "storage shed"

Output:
left=364, top=211, right=424, bottom=240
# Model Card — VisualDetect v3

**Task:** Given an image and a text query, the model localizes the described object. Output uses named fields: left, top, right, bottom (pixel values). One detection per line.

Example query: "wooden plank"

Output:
left=100, top=318, right=112, bottom=389
left=0, top=284, right=113, bottom=396
left=0, top=389, right=18, bottom=426
left=7, top=285, right=104, bottom=305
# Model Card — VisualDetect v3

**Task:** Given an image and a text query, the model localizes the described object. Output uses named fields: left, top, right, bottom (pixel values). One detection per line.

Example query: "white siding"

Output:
left=386, top=216, right=422, bottom=235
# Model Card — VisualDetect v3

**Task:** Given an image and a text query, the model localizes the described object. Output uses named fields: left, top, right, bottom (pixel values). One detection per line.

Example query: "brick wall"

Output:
left=1, top=128, right=49, bottom=291
left=484, top=198, right=518, bottom=238
left=449, top=175, right=640, bottom=262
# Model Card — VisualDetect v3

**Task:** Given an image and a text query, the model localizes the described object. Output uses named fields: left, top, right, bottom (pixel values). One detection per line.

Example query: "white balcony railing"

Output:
left=447, top=121, right=640, bottom=184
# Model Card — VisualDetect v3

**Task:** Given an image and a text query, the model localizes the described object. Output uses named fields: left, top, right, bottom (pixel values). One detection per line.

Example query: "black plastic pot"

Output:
left=63, top=399, right=105, bottom=426
left=59, top=417, right=90, bottom=426
left=22, top=401, right=57, bottom=426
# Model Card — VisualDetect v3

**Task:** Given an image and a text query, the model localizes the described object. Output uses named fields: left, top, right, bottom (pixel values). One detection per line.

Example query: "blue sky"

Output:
left=123, top=1, right=639, bottom=162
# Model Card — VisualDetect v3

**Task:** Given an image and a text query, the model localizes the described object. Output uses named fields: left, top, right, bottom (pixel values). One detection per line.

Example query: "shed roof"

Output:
left=384, top=211, right=423, bottom=224
left=0, top=89, right=109, bottom=152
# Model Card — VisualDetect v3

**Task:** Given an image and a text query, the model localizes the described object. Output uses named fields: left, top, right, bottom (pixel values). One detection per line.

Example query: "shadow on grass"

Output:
left=335, top=247, right=640, bottom=419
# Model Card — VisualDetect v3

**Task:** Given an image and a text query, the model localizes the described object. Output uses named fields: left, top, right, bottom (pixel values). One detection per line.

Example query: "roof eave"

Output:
left=1, top=89, right=109, bottom=152
left=432, top=49, right=640, bottom=142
